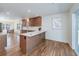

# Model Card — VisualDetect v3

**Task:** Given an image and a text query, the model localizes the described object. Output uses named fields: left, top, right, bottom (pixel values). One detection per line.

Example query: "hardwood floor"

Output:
left=0, top=36, right=77, bottom=56
left=30, top=40, right=77, bottom=56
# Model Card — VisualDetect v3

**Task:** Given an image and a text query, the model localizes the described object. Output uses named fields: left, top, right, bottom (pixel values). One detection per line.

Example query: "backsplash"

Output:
left=22, top=26, right=42, bottom=31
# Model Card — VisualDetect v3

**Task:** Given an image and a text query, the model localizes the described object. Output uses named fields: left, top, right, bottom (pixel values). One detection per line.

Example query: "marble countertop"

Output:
left=20, top=30, right=46, bottom=37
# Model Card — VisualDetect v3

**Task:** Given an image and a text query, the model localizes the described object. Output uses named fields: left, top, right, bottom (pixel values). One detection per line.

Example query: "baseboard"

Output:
left=46, top=39, right=68, bottom=44
left=73, top=49, right=78, bottom=56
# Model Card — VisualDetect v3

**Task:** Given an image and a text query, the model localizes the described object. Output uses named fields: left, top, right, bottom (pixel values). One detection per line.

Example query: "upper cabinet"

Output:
left=29, top=16, right=42, bottom=26
left=22, top=16, right=42, bottom=27
left=22, top=19, right=27, bottom=27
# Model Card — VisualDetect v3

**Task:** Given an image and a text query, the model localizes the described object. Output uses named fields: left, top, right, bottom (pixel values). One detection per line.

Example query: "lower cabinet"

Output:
left=20, top=35, right=26, bottom=53
left=20, top=32, right=45, bottom=54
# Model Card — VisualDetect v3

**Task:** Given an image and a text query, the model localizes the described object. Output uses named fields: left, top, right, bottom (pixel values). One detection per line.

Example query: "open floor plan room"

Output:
left=0, top=3, right=79, bottom=56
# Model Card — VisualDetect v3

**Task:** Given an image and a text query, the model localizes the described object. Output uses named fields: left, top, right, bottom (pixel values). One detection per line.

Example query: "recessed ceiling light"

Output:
left=6, top=12, right=10, bottom=15
left=27, top=9, right=31, bottom=13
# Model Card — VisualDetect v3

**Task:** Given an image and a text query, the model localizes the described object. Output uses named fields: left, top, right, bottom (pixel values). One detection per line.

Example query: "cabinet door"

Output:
left=41, top=32, right=45, bottom=39
left=29, top=16, right=42, bottom=26
left=20, top=35, right=26, bottom=53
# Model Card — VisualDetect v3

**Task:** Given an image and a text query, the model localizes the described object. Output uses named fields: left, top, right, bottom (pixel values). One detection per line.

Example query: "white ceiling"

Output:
left=0, top=3, right=73, bottom=19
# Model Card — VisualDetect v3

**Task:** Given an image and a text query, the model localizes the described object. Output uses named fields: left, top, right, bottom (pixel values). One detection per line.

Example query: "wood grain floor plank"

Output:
left=0, top=39, right=77, bottom=56
left=30, top=40, right=77, bottom=56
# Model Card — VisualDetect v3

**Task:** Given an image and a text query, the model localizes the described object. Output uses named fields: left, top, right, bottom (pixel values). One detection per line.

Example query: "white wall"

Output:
left=42, top=13, right=70, bottom=43
left=66, top=12, right=72, bottom=48
left=13, top=20, right=22, bottom=32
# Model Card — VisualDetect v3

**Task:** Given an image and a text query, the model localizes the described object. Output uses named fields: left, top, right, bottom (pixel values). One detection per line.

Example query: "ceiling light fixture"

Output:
left=6, top=12, right=10, bottom=15
left=27, top=9, right=31, bottom=13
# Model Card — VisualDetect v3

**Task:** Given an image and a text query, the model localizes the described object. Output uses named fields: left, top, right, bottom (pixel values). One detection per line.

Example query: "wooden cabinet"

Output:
left=20, top=32, right=45, bottom=54
left=21, top=30, right=27, bottom=33
left=27, top=32, right=45, bottom=53
left=22, top=19, right=27, bottom=27
left=20, top=35, right=26, bottom=53
left=29, top=16, right=42, bottom=26
left=21, top=16, right=42, bottom=27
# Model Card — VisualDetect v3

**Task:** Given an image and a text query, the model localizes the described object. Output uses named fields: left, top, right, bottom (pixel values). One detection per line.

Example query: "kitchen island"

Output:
left=20, top=30, right=45, bottom=54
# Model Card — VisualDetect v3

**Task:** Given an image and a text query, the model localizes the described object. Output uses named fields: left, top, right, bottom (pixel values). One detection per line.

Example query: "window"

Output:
left=6, top=24, right=10, bottom=30
left=2, top=24, right=5, bottom=30
left=17, top=24, right=21, bottom=30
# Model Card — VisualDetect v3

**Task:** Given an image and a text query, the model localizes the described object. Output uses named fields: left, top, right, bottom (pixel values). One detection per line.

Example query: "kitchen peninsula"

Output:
left=20, top=16, right=46, bottom=54
left=20, top=30, right=45, bottom=54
